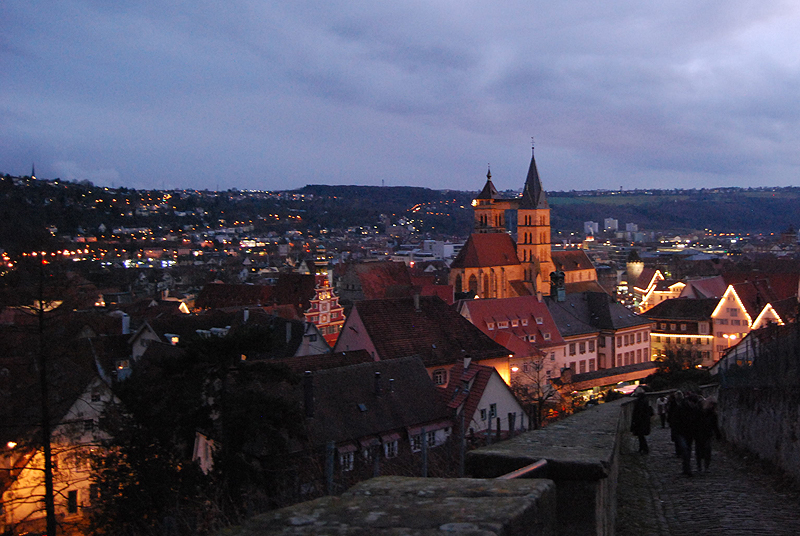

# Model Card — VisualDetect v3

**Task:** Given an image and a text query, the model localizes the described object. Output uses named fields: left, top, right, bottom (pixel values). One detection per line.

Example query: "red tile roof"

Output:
left=551, top=250, right=595, bottom=272
left=347, top=296, right=513, bottom=366
left=450, top=233, right=520, bottom=269
left=195, top=283, right=274, bottom=309
left=458, top=296, right=565, bottom=350
left=441, top=362, right=494, bottom=423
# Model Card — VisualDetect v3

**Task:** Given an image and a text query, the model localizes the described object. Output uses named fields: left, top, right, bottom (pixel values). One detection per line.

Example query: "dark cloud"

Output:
left=2, top=1, right=800, bottom=191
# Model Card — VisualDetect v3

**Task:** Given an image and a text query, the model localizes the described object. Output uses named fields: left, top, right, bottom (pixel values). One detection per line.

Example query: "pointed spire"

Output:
left=31, top=163, right=36, bottom=180
left=475, top=164, right=503, bottom=200
left=519, top=146, right=548, bottom=209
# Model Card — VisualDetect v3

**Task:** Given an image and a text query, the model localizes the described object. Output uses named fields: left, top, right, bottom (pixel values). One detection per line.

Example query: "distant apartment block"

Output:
left=584, top=221, right=599, bottom=236
left=604, top=218, right=618, bottom=232
left=625, top=223, right=638, bottom=232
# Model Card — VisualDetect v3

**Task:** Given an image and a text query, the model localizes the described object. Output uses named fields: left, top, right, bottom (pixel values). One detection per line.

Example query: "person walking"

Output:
left=672, top=390, right=703, bottom=476
left=695, top=397, right=721, bottom=472
left=630, top=387, right=653, bottom=454
left=656, top=395, right=668, bottom=428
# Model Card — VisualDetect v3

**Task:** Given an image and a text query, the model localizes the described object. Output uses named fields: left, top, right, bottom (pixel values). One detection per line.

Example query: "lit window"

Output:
left=433, top=369, right=447, bottom=385
left=489, top=403, right=497, bottom=419
left=339, top=452, right=354, bottom=471
left=427, top=431, right=436, bottom=447
left=384, top=440, right=398, bottom=458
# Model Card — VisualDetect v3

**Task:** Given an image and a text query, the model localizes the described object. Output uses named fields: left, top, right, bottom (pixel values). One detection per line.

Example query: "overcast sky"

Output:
left=3, top=1, right=800, bottom=192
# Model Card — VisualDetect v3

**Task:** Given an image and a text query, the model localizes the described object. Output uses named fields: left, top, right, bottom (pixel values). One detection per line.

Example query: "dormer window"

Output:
left=536, top=317, right=544, bottom=325
left=487, top=322, right=495, bottom=330
left=542, top=333, right=551, bottom=340
left=498, top=321, right=509, bottom=329
left=511, top=319, right=519, bottom=327
left=521, top=319, right=528, bottom=326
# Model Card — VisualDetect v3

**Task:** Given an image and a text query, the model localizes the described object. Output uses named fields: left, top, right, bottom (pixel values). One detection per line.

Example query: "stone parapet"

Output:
left=220, top=476, right=557, bottom=536
left=465, top=400, right=627, bottom=536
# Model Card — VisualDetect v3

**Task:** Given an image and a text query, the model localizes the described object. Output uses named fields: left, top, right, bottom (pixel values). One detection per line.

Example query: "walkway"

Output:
left=617, top=422, right=800, bottom=535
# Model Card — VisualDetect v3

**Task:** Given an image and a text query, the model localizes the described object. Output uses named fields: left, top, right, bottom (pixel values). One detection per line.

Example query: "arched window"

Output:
left=468, top=274, right=478, bottom=294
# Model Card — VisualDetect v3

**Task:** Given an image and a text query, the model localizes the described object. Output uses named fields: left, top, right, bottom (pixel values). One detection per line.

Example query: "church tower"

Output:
left=472, top=168, right=512, bottom=233
left=516, top=148, right=554, bottom=294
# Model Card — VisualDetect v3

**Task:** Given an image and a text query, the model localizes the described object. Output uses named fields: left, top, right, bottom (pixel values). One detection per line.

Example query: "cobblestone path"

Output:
left=616, top=423, right=800, bottom=535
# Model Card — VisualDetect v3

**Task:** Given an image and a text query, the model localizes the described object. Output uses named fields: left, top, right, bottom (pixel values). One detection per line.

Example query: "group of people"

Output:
left=630, top=387, right=720, bottom=476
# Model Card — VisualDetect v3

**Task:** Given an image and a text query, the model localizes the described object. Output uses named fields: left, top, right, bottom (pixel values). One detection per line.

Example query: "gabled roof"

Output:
left=300, top=356, right=452, bottom=449
left=273, top=272, right=316, bottom=311
left=458, top=295, right=565, bottom=349
left=633, top=268, right=660, bottom=290
left=551, top=250, right=595, bottom=273
left=643, top=298, right=719, bottom=321
left=680, top=276, right=728, bottom=299
left=347, top=261, right=414, bottom=300
left=345, top=296, right=513, bottom=366
left=271, top=350, right=374, bottom=373
left=547, top=292, right=652, bottom=337
left=450, top=233, right=520, bottom=269
left=441, top=361, right=494, bottom=420
left=195, top=283, right=274, bottom=309
left=0, top=336, right=103, bottom=447
left=518, top=149, right=548, bottom=210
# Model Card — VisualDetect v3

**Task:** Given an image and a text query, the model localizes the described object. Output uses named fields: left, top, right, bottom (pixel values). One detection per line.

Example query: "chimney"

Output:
left=374, top=371, right=382, bottom=397
left=121, top=313, right=130, bottom=335
left=389, top=378, right=394, bottom=393
left=463, top=356, right=472, bottom=370
left=550, top=271, right=566, bottom=302
left=303, top=371, right=314, bottom=418
left=286, top=321, right=292, bottom=344
left=243, top=308, right=249, bottom=323
left=413, top=293, right=420, bottom=312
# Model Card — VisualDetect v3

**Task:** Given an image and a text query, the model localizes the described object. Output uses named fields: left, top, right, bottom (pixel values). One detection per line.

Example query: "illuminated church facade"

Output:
left=449, top=149, right=557, bottom=298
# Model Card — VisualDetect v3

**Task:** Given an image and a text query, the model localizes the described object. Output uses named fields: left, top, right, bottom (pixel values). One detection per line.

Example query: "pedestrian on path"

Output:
left=671, top=390, right=703, bottom=476
left=656, top=395, right=668, bottom=428
left=630, top=387, right=653, bottom=454
left=695, top=396, right=721, bottom=472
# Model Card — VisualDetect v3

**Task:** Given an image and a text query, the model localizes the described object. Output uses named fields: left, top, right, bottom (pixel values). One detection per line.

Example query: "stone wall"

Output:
left=719, top=386, right=800, bottom=483
left=218, top=399, right=634, bottom=536
left=466, top=399, right=633, bottom=536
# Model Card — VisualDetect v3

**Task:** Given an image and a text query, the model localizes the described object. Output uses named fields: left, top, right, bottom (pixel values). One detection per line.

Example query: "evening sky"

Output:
left=3, top=1, right=800, bottom=192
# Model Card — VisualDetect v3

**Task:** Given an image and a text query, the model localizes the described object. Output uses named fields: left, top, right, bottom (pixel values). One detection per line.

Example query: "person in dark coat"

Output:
left=671, top=390, right=703, bottom=476
left=695, top=397, right=721, bottom=472
left=630, top=387, right=653, bottom=454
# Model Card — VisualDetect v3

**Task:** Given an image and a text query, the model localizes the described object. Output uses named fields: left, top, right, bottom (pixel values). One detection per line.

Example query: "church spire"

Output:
left=475, top=165, right=502, bottom=200
left=519, top=146, right=548, bottom=209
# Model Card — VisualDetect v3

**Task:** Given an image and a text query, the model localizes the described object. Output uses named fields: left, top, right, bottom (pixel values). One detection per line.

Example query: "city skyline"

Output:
left=4, top=2, right=800, bottom=192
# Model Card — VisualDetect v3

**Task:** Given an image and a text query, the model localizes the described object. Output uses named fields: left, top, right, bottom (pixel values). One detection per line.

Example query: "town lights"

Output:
left=511, top=366, right=519, bottom=373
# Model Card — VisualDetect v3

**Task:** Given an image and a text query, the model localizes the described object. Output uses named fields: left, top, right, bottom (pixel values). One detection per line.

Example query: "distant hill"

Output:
left=548, top=188, right=800, bottom=235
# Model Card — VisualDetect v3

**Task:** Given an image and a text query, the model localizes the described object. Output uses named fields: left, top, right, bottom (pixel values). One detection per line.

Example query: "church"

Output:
left=449, top=149, right=595, bottom=298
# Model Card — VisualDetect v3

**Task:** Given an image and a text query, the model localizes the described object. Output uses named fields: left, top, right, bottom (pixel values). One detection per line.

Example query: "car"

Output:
left=612, top=381, right=639, bottom=396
